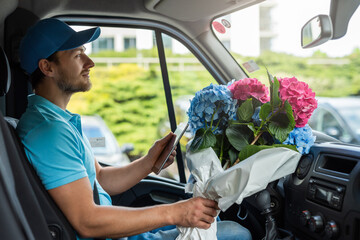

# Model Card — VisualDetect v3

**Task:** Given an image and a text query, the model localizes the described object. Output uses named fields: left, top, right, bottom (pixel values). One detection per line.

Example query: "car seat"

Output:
left=0, top=46, right=76, bottom=240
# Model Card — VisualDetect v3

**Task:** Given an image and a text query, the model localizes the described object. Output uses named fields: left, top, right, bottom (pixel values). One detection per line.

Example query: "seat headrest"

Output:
left=4, top=116, right=19, bottom=129
left=0, top=46, right=11, bottom=97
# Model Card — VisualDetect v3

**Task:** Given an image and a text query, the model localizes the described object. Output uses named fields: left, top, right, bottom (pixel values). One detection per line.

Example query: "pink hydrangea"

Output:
left=228, top=78, right=270, bottom=103
left=278, top=77, right=317, bottom=127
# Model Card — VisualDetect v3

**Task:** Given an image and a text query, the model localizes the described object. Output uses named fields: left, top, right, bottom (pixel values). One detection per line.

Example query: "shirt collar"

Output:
left=27, top=94, right=79, bottom=122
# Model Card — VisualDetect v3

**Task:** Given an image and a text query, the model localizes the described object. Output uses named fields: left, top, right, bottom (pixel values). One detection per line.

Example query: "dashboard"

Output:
left=284, top=142, right=360, bottom=240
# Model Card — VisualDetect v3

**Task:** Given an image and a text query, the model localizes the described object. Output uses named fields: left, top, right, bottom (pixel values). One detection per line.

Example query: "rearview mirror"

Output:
left=301, top=15, right=333, bottom=48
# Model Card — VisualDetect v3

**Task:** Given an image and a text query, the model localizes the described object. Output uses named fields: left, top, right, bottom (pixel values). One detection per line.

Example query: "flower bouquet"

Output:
left=176, top=71, right=317, bottom=240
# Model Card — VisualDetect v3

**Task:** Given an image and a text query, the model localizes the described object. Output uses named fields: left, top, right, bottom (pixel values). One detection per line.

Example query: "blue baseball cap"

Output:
left=19, top=18, right=101, bottom=74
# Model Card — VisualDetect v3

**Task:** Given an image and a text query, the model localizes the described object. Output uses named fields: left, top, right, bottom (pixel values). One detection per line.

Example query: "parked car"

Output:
left=308, top=97, right=360, bottom=144
left=0, top=0, right=360, bottom=240
left=158, top=95, right=194, bottom=141
left=81, top=115, right=132, bottom=166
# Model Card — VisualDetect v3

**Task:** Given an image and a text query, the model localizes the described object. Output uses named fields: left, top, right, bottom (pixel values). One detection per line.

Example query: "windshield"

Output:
left=212, top=0, right=360, bottom=144
left=338, top=108, right=360, bottom=137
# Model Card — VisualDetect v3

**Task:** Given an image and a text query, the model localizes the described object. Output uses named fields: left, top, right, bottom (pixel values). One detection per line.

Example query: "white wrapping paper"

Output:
left=176, top=144, right=301, bottom=240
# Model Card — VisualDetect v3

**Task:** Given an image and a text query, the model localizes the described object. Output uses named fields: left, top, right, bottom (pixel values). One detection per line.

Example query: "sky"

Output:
left=272, top=0, right=360, bottom=57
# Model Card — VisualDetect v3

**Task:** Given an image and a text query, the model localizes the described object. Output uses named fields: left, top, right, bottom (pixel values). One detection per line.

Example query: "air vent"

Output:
left=295, top=154, right=313, bottom=179
left=316, top=154, right=358, bottom=178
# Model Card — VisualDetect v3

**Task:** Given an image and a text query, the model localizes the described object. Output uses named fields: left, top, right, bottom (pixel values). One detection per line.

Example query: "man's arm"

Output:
left=48, top=177, right=218, bottom=239
left=95, top=132, right=176, bottom=195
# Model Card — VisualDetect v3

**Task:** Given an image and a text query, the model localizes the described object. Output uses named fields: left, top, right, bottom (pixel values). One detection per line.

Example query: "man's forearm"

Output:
left=48, top=178, right=217, bottom=239
left=77, top=203, right=173, bottom=238
left=96, top=156, right=152, bottom=195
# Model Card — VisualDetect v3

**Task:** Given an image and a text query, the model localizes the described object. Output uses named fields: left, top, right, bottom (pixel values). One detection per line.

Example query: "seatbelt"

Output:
left=93, top=182, right=105, bottom=240
left=93, top=182, right=100, bottom=205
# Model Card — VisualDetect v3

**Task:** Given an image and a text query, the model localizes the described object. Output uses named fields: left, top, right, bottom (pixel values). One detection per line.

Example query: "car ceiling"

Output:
left=0, top=0, right=358, bottom=61
left=0, top=0, right=264, bottom=45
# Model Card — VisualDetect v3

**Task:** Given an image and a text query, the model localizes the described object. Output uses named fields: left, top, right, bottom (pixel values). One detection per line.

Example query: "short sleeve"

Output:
left=22, top=120, right=88, bottom=190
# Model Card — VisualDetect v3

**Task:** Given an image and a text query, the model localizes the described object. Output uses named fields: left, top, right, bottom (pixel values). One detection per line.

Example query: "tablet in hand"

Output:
left=152, top=122, right=189, bottom=174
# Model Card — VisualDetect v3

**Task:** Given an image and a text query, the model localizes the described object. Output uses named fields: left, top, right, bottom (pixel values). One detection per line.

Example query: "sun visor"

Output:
left=144, top=0, right=265, bottom=22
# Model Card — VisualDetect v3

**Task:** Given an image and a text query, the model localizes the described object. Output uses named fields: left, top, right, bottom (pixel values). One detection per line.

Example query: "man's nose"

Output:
left=84, top=54, right=95, bottom=68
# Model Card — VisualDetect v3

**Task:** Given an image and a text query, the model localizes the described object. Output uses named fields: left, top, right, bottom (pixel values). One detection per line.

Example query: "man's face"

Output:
left=52, top=46, right=94, bottom=94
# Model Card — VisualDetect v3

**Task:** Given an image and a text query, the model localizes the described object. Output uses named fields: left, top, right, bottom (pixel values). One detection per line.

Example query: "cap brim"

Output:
left=58, top=27, right=101, bottom=51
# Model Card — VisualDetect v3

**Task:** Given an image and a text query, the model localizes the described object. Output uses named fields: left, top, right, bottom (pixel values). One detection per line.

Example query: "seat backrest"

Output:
left=1, top=112, right=53, bottom=239
left=0, top=45, right=76, bottom=239
left=3, top=116, right=77, bottom=240
left=0, top=114, right=35, bottom=240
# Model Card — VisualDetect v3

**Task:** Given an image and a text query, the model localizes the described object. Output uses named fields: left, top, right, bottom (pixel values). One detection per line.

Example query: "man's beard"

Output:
left=57, top=78, right=92, bottom=94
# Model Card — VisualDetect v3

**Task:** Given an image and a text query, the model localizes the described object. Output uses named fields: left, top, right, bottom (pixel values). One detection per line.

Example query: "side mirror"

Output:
left=301, top=15, right=333, bottom=48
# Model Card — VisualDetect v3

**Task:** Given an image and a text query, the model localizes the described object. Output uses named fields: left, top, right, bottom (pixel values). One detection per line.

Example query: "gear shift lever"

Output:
left=255, top=190, right=279, bottom=240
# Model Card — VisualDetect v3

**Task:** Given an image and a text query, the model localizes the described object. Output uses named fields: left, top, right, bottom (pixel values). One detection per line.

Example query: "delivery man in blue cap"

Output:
left=16, top=18, right=252, bottom=240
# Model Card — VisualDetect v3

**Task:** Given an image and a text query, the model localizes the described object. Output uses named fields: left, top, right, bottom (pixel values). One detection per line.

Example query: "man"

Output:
left=17, top=18, right=252, bottom=240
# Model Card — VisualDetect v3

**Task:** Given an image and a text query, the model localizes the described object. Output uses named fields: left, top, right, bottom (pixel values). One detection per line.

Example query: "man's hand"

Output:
left=145, top=132, right=177, bottom=173
left=171, top=197, right=219, bottom=229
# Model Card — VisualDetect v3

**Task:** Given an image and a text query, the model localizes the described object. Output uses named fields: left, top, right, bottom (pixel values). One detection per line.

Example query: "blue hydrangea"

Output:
left=251, top=106, right=261, bottom=126
left=187, top=83, right=237, bottom=135
left=283, top=124, right=316, bottom=154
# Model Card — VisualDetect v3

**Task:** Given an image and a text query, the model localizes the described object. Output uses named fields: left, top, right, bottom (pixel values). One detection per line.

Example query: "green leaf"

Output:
left=238, top=145, right=270, bottom=161
left=271, top=77, right=281, bottom=107
left=190, top=128, right=217, bottom=152
left=284, top=100, right=296, bottom=129
left=225, top=124, right=250, bottom=151
left=267, top=69, right=281, bottom=108
left=268, top=102, right=295, bottom=142
left=259, top=102, right=271, bottom=121
left=228, top=148, right=239, bottom=165
left=266, top=68, right=274, bottom=83
left=212, top=133, right=230, bottom=162
left=237, top=98, right=254, bottom=122
left=252, top=98, right=263, bottom=110
left=273, top=144, right=298, bottom=152
left=268, top=122, right=287, bottom=143
left=247, top=122, right=256, bottom=133
left=238, top=144, right=298, bottom=161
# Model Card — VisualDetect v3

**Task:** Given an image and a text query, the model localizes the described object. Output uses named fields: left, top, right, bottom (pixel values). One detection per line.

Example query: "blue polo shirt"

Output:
left=16, top=94, right=112, bottom=239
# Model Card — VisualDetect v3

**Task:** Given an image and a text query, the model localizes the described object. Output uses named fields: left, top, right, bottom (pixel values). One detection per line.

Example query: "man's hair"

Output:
left=30, top=52, right=59, bottom=90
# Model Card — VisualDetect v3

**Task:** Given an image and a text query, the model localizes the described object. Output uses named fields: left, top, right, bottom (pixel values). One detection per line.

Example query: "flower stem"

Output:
left=209, top=105, right=220, bottom=129
left=253, top=106, right=282, bottom=137
left=232, top=158, right=240, bottom=167
left=219, top=133, right=224, bottom=163
left=251, top=132, right=263, bottom=145
left=212, top=116, right=224, bottom=133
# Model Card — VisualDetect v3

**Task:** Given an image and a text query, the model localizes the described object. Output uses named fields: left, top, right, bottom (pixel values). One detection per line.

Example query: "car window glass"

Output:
left=337, top=108, right=360, bottom=137
left=67, top=26, right=172, bottom=173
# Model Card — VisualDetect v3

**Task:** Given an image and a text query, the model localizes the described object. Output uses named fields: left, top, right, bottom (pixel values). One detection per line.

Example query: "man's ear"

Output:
left=38, top=59, right=55, bottom=77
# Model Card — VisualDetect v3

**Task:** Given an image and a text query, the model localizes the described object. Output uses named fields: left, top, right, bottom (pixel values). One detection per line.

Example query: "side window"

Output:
left=68, top=26, right=168, bottom=172
left=67, top=26, right=217, bottom=182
